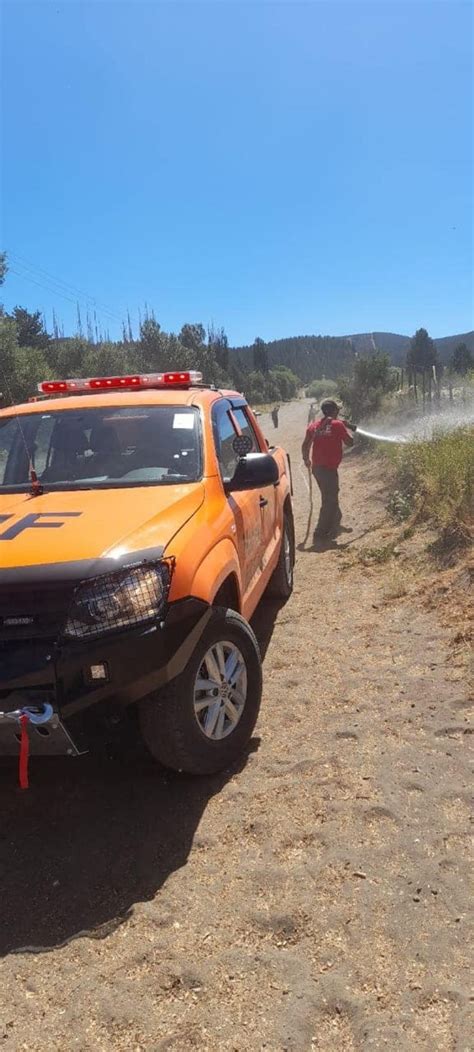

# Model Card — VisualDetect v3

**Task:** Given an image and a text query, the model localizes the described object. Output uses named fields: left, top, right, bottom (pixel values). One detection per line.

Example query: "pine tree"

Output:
left=407, top=328, right=437, bottom=373
left=451, top=342, right=473, bottom=376
left=76, top=303, right=83, bottom=337
left=10, top=306, right=50, bottom=349
left=0, top=251, right=8, bottom=286
left=253, top=337, right=269, bottom=374
left=86, top=310, right=94, bottom=343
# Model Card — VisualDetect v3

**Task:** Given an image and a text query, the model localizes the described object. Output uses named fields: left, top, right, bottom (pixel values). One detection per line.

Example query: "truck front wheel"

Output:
left=139, top=607, right=262, bottom=775
left=266, top=507, right=295, bottom=599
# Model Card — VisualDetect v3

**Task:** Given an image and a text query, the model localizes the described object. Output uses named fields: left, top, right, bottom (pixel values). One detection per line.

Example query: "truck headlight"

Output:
left=63, top=562, right=172, bottom=640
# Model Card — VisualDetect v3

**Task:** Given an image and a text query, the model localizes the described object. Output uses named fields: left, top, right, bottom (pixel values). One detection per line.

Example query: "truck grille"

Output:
left=0, top=582, right=75, bottom=645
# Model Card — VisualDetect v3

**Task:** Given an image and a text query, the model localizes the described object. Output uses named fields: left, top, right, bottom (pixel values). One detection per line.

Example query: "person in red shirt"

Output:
left=302, top=399, right=354, bottom=540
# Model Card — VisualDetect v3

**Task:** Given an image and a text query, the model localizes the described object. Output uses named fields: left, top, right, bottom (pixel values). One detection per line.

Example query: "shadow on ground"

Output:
left=251, top=598, right=286, bottom=660
left=0, top=602, right=281, bottom=956
left=0, top=744, right=257, bottom=956
left=297, top=537, right=339, bottom=553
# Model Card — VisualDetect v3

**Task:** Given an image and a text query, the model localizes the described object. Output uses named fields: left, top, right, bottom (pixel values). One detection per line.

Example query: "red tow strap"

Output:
left=19, top=714, right=30, bottom=790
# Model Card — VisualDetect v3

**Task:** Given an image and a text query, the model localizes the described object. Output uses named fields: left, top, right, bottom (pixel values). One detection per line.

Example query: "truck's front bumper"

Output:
left=0, top=598, right=211, bottom=755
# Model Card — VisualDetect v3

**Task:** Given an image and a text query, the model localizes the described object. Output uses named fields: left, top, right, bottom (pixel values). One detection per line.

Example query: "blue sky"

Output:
left=2, top=0, right=472, bottom=345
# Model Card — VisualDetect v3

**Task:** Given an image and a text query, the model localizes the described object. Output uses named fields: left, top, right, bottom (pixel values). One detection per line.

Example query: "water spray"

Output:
left=354, top=404, right=474, bottom=445
left=341, top=420, right=405, bottom=444
left=356, top=427, right=407, bottom=444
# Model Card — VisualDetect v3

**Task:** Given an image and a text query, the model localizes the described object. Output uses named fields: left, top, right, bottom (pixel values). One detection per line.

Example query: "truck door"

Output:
left=212, top=401, right=268, bottom=597
left=230, top=406, right=278, bottom=570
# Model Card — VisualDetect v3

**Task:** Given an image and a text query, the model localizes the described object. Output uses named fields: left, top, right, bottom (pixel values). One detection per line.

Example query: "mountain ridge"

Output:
left=342, top=330, right=474, bottom=364
left=232, top=330, right=474, bottom=375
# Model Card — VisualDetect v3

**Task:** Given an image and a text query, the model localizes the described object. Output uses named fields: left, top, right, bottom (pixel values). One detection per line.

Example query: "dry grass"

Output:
left=390, top=426, right=473, bottom=530
left=382, top=567, right=410, bottom=600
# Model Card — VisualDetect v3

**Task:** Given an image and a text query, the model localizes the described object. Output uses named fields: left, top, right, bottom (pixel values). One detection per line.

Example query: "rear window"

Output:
left=0, top=406, right=202, bottom=491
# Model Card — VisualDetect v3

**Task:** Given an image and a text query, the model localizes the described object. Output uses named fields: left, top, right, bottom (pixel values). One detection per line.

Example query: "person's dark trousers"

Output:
left=312, top=466, right=342, bottom=537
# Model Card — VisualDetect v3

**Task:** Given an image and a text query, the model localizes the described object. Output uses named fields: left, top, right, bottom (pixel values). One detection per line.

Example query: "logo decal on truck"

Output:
left=0, top=512, right=82, bottom=541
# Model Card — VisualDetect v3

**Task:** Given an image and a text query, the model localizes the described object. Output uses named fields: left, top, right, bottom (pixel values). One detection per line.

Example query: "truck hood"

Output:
left=0, top=484, right=204, bottom=576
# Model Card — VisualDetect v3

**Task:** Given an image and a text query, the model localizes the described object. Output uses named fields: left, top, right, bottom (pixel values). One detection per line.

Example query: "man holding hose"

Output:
left=302, top=399, right=355, bottom=541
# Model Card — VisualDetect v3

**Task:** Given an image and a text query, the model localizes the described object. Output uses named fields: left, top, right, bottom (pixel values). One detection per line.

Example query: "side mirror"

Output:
left=226, top=452, right=279, bottom=493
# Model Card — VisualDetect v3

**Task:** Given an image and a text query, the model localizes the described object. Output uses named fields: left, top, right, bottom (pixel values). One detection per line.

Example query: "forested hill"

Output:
left=232, top=330, right=474, bottom=378
left=233, top=336, right=354, bottom=384
left=345, top=330, right=474, bottom=364
left=432, top=330, right=474, bottom=362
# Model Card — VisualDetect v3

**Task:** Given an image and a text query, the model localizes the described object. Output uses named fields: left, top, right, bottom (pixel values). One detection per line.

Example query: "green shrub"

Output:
left=387, top=490, right=413, bottom=522
left=391, top=427, right=473, bottom=528
left=306, top=378, right=338, bottom=400
left=244, top=367, right=299, bottom=405
left=338, top=352, right=398, bottom=422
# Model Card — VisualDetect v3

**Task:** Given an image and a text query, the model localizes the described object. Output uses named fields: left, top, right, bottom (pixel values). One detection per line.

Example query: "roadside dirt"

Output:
left=0, top=401, right=472, bottom=1051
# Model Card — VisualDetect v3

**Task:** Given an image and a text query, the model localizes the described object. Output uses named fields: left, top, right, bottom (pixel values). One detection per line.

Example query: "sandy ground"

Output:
left=0, top=401, right=472, bottom=1051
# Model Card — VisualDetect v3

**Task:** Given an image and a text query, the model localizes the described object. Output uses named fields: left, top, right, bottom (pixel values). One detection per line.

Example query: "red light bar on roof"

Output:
left=38, top=371, right=203, bottom=395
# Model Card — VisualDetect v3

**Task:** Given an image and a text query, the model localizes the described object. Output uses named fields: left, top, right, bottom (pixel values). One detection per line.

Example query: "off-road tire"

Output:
left=139, top=607, right=262, bottom=775
left=266, top=507, right=295, bottom=600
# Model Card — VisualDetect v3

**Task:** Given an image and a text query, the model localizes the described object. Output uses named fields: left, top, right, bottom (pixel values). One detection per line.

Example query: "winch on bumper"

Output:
left=0, top=597, right=211, bottom=757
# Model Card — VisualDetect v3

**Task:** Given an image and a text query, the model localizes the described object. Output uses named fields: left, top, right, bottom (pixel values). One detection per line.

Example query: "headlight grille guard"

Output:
left=62, top=557, right=175, bottom=641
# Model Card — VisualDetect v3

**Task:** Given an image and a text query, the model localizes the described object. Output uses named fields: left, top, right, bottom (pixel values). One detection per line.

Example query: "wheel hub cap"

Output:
left=193, top=640, right=247, bottom=740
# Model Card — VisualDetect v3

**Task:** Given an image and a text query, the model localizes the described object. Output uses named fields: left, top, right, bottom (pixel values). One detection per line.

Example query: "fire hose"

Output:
left=300, top=463, right=313, bottom=545
left=0, top=702, right=54, bottom=789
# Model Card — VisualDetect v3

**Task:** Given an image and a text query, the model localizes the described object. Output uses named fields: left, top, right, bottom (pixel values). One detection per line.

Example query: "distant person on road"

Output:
left=302, top=399, right=354, bottom=540
left=307, top=402, right=317, bottom=424
left=271, top=405, right=280, bottom=428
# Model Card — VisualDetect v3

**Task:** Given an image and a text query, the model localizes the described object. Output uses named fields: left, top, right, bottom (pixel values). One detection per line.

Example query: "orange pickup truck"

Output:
left=0, top=370, right=294, bottom=775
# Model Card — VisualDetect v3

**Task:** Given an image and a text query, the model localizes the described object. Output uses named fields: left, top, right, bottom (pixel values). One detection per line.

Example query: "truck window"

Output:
left=232, top=408, right=261, bottom=453
left=0, top=406, right=202, bottom=492
left=213, top=405, right=239, bottom=481
left=212, top=401, right=263, bottom=482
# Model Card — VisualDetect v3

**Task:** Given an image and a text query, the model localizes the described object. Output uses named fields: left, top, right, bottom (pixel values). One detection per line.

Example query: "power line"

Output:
left=8, top=251, right=125, bottom=325
left=8, top=266, right=124, bottom=343
left=10, top=262, right=122, bottom=327
left=8, top=264, right=125, bottom=341
left=9, top=250, right=124, bottom=322
left=9, top=266, right=80, bottom=307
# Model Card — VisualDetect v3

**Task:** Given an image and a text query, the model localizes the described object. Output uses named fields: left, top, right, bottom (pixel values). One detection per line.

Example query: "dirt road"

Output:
left=0, top=401, right=471, bottom=1051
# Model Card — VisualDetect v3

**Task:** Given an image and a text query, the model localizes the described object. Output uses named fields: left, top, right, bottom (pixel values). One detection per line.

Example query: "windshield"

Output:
left=0, top=406, right=202, bottom=492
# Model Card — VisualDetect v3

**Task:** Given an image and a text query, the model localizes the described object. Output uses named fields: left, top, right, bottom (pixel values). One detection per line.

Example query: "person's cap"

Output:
left=320, top=398, right=341, bottom=415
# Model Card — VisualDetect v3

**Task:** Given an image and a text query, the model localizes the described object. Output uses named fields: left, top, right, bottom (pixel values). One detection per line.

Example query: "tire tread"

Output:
left=139, top=607, right=262, bottom=775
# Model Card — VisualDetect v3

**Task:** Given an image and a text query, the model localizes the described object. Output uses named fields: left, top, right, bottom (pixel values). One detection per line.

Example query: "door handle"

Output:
left=259, top=496, right=268, bottom=508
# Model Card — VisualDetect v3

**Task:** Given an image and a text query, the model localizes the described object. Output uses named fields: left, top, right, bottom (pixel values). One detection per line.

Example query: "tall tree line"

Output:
left=0, top=256, right=470, bottom=407
left=0, top=303, right=300, bottom=407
